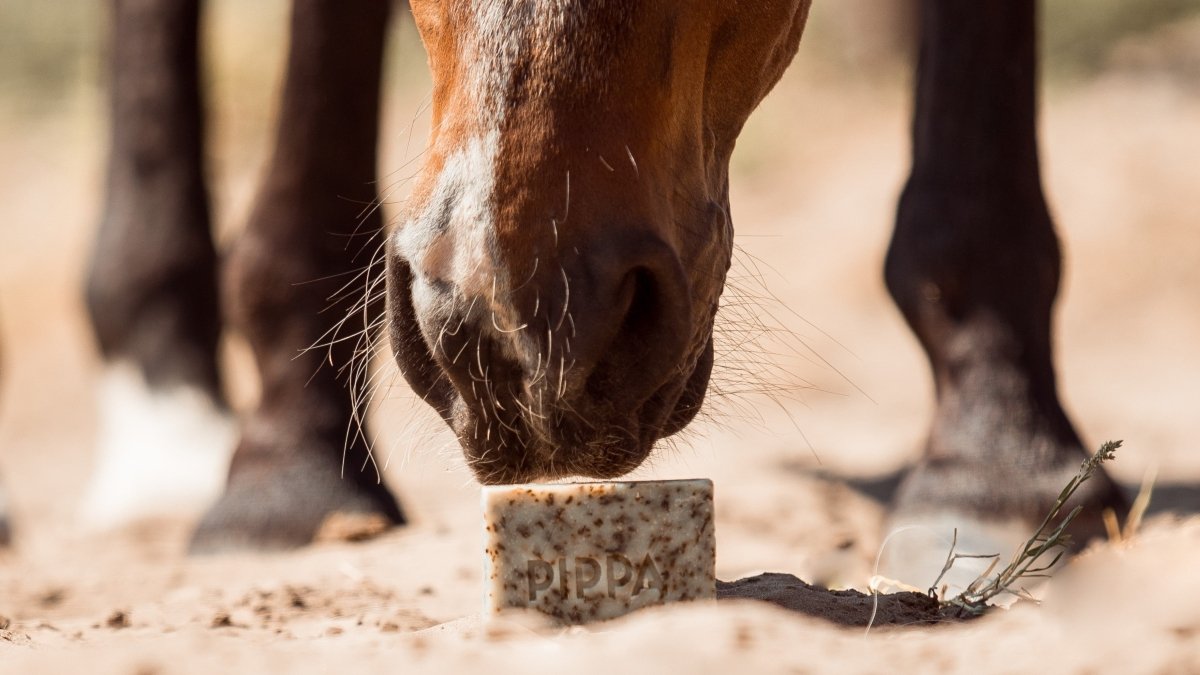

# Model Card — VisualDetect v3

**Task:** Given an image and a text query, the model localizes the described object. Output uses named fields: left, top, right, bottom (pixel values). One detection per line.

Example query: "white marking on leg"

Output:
left=79, top=361, right=236, bottom=528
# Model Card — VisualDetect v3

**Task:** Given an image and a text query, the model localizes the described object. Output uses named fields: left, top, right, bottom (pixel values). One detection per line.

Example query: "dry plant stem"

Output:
left=1122, top=464, right=1156, bottom=540
left=928, top=528, right=1002, bottom=601
left=936, top=440, right=1123, bottom=616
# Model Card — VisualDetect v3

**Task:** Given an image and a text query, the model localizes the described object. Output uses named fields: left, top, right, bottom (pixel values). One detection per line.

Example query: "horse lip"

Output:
left=659, top=334, right=714, bottom=437
left=444, top=354, right=703, bottom=484
left=386, top=256, right=454, bottom=407
left=391, top=336, right=706, bottom=483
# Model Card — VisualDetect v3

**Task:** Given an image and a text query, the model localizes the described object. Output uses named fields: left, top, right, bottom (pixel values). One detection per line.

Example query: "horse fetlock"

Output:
left=80, top=361, right=235, bottom=529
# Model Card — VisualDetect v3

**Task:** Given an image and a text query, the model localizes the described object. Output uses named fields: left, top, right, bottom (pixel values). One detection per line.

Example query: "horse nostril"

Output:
left=616, top=268, right=664, bottom=356
left=578, top=242, right=692, bottom=409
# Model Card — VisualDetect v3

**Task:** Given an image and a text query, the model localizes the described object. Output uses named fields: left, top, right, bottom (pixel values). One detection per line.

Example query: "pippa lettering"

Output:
left=527, top=553, right=663, bottom=601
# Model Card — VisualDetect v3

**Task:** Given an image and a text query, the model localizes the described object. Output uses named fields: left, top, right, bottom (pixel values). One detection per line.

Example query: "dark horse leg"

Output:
left=883, top=0, right=1125, bottom=577
left=83, top=0, right=233, bottom=526
left=189, top=0, right=404, bottom=552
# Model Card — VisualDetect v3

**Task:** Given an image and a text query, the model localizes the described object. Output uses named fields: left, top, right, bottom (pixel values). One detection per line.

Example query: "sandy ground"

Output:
left=2, top=12, right=1200, bottom=674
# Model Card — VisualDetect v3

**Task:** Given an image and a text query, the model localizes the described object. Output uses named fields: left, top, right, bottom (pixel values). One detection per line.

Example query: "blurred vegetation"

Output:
left=1043, top=0, right=1199, bottom=78
left=0, top=0, right=102, bottom=116
left=0, top=0, right=1197, bottom=117
left=798, top=0, right=1200, bottom=81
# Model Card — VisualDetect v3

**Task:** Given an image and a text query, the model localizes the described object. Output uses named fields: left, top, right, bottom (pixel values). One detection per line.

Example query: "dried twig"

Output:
left=937, top=440, right=1122, bottom=616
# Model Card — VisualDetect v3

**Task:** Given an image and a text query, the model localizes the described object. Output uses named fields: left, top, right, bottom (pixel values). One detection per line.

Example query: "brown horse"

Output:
left=387, top=0, right=1125, bottom=556
left=73, top=0, right=1123, bottom=558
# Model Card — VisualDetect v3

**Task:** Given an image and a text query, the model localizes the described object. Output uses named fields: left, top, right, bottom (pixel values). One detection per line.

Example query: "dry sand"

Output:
left=1, top=14, right=1199, bottom=674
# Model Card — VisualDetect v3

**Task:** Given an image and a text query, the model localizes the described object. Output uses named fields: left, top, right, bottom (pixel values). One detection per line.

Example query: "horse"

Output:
left=386, top=0, right=1128, bottom=574
left=64, top=0, right=1123, bottom=558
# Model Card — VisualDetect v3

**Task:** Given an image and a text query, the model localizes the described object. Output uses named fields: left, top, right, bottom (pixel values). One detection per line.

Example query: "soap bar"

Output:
left=482, top=479, right=715, bottom=623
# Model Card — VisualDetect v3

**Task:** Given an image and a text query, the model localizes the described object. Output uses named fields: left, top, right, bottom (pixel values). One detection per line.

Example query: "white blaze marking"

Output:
left=79, top=362, right=235, bottom=528
left=396, top=1, right=539, bottom=346
left=397, top=132, right=500, bottom=296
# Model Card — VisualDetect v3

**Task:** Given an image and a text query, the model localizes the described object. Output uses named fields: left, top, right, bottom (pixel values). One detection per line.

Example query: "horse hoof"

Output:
left=880, top=453, right=1126, bottom=592
left=187, top=453, right=405, bottom=554
left=79, top=363, right=235, bottom=529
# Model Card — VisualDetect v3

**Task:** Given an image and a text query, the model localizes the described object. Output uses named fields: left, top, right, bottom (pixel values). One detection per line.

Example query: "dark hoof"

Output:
left=890, top=449, right=1128, bottom=548
left=188, top=454, right=405, bottom=554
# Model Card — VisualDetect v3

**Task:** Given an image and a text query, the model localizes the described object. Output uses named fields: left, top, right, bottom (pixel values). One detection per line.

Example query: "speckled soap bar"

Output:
left=482, top=479, right=715, bottom=624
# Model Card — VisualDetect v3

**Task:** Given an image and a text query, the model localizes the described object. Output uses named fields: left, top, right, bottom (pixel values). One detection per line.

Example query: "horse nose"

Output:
left=562, top=235, right=693, bottom=410
left=404, top=229, right=695, bottom=429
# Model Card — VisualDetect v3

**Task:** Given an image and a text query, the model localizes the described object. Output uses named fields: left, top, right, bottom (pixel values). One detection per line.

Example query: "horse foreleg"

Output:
left=881, top=0, right=1126, bottom=585
left=82, top=0, right=234, bottom=528
left=188, top=0, right=403, bottom=552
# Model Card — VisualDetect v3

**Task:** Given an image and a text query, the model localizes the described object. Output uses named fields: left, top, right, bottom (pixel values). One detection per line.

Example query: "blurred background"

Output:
left=0, top=0, right=1198, bottom=575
